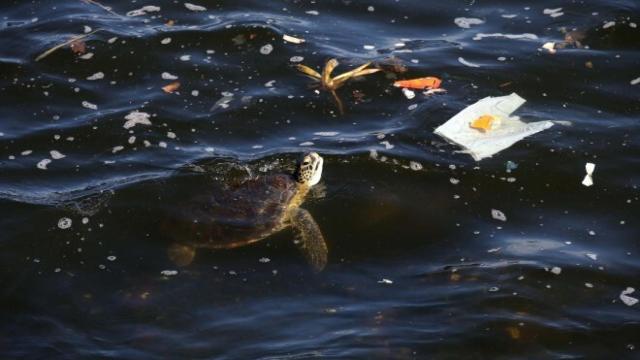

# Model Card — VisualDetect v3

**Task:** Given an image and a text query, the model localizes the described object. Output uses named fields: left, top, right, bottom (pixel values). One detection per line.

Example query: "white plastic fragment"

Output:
left=160, top=269, right=178, bottom=276
left=603, top=21, right=615, bottom=29
left=491, top=209, right=507, bottom=222
left=162, top=72, right=178, bottom=80
left=585, top=253, right=598, bottom=261
left=314, top=131, right=339, bottom=137
left=184, top=3, right=207, bottom=11
left=401, top=88, right=415, bottom=99
left=433, top=93, right=554, bottom=160
left=58, top=217, right=72, bottom=229
left=260, top=44, right=273, bottom=55
left=161, top=37, right=172, bottom=45
left=458, top=57, right=481, bottom=67
left=454, top=17, right=484, bottom=29
left=283, top=34, right=305, bottom=44
left=37, top=159, right=52, bottom=170
left=542, top=42, right=557, bottom=54
left=82, top=101, right=98, bottom=110
left=86, top=72, right=104, bottom=81
left=123, top=111, right=152, bottom=129
left=620, top=287, right=639, bottom=306
left=631, top=77, right=640, bottom=85
left=258, top=257, right=270, bottom=263
left=550, top=266, right=562, bottom=275
left=582, top=162, right=595, bottom=187
left=50, top=150, right=65, bottom=159
left=378, top=278, right=393, bottom=284
left=473, top=33, right=538, bottom=41
left=126, top=5, right=161, bottom=17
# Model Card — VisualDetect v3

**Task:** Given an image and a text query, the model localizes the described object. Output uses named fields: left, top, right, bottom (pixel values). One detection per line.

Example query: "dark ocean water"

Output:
left=1, top=0, right=639, bottom=358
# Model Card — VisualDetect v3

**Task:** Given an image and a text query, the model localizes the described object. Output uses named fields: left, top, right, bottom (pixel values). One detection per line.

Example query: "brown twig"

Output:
left=81, top=0, right=120, bottom=16
left=35, top=29, right=102, bottom=62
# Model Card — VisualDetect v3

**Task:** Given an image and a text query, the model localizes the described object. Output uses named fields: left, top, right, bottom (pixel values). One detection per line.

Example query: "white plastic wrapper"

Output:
left=582, top=162, right=595, bottom=187
left=434, top=93, right=554, bottom=160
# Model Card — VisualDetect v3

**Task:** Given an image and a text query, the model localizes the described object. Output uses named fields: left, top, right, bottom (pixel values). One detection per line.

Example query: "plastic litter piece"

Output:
left=434, top=93, right=554, bottom=161
left=620, top=287, right=639, bottom=306
left=582, top=162, right=595, bottom=187
left=393, top=76, right=441, bottom=90
left=470, top=115, right=496, bottom=132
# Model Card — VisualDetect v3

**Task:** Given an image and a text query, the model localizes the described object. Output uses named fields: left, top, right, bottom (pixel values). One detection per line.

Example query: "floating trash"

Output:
left=434, top=93, right=554, bottom=160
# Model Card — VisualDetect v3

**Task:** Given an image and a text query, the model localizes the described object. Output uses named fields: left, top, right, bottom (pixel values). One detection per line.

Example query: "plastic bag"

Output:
left=434, top=93, right=554, bottom=160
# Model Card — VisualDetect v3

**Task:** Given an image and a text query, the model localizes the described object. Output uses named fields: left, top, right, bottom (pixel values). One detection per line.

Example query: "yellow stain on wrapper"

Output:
left=470, top=114, right=496, bottom=132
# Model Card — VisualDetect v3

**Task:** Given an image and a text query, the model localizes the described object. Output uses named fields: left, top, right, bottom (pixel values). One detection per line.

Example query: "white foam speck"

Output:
left=161, top=269, right=178, bottom=276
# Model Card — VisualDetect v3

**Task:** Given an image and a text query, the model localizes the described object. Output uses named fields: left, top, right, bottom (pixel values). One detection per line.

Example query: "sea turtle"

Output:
left=165, top=152, right=328, bottom=272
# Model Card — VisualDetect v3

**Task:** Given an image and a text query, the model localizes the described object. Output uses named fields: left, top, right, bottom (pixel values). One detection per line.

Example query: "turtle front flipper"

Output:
left=288, top=207, right=328, bottom=272
left=168, top=243, right=196, bottom=267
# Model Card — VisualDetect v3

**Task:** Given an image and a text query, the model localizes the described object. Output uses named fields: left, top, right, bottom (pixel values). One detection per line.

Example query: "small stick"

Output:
left=81, top=0, right=120, bottom=16
left=330, top=90, right=345, bottom=115
left=35, top=29, right=101, bottom=62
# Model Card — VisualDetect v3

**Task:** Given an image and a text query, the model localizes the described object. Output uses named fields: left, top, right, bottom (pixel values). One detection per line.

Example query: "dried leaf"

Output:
left=165, top=19, right=175, bottom=26
left=296, top=64, right=322, bottom=80
left=35, top=29, right=101, bottom=62
left=162, top=81, right=181, bottom=93
left=70, top=39, right=87, bottom=54
left=393, top=76, right=441, bottom=90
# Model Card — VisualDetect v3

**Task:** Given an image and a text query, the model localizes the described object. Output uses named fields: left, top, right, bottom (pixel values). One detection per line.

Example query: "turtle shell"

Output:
left=165, top=174, right=298, bottom=248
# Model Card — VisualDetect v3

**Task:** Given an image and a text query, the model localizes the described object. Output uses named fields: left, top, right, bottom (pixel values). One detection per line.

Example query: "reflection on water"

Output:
left=1, top=0, right=640, bottom=358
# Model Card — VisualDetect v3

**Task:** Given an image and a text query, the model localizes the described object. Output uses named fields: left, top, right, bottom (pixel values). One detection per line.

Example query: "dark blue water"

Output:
left=1, top=0, right=640, bottom=358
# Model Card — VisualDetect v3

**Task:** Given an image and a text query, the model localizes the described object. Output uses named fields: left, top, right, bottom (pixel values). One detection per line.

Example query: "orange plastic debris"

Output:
left=393, top=76, right=441, bottom=89
left=162, top=81, right=180, bottom=93
left=469, top=115, right=495, bottom=132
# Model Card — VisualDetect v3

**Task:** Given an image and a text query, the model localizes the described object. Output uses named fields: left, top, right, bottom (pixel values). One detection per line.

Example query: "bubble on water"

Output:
left=161, top=37, right=171, bottom=45
left=260, top=44, right=273, bottom=55
left=107, top=255, right=116, bottom=261
left=58, top=217, right=72, bottom=229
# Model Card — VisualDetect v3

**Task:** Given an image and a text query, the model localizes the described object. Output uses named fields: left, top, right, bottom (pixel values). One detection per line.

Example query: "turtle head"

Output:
left=295, top=152, right=323, bottom=187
